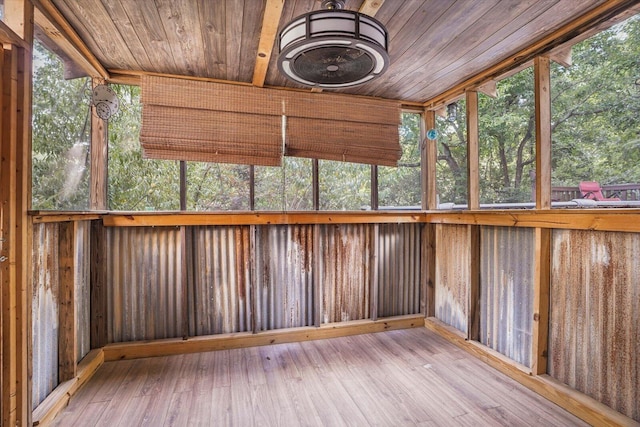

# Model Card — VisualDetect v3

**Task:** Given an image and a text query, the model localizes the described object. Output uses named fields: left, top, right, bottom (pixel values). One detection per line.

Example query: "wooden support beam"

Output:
left=423, top=223, right=436, bottom=317
left=476, top=80, right=497, bottom=98
left=15, top=39, right=33, bottom=427
left=90, top=220, right=108, bottom=348
left=252, top=0, right=284, bottom=87
left=33, top=8, right=100, bottom=78
left=466, top=90, right=479, bottom=210
left=1, top=43, right=19, bottom=427
left=531, top=227, right=551, bottom=375
left=359, top=0, right=386, bottom=17
left=31, top=0, right=109, bottom=79
left=423, top=110, right=437, bottom=211
left=58, top=222, right=77, bottom=381
left=547, top=46, right=572, bottom=68
left=0, top=20, right=29, bottom=49
left=467, top=225, right=480, bottom=341
left=534, top=56, right=552, bottom=209
left=90, top=78, right=108, bottom=210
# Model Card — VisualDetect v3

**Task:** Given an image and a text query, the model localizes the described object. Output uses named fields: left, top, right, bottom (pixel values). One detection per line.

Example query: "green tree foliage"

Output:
left=435, top=100, right=468, bottom=204
left=107, top=85, right=180, bottom=210
left=32, top=41, right=91, bottom=210
left=378, top=113, right=422, bottom=207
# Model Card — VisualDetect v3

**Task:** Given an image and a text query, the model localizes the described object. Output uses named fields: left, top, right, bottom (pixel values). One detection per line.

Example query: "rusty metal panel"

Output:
left=435, top=224, right=469, bottom=333
left=189, top=226, right=252, bottom=335
left=75, top=221, right=91, bottom=361
left=255, top=225, right=314, bottom=330
left=377, top=223, right=422, bottom=317
left=319, top=224, right=371, bottom=323
left=480, top=226, right=534, bottom=367
left=106, top=226, right=184, bottom=342
left=550, top=230, right=640, bottom=421
left=31, top=223, right=59, bottom=409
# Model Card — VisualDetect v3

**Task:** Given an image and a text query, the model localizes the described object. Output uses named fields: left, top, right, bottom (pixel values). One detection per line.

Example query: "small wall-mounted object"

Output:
left=90, top=84, right=119, bottom=120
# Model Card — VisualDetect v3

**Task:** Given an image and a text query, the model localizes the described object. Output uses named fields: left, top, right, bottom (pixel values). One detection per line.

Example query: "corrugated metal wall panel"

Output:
left=550, top=230, right=640, bottom=422
left=255, top=225, right=315, bottom=330
left=480, top=226, right=534, bottom=367
left=377, top=223, right=422, bottom=317
left=435, top=224, right=469, bottom=333
left=75, top=221, right=91, bottom=360
left=190, top=226, right=252, bottom=335
left=319, top=224, right=371, bottom=323
left=31, top=223, right=59, bottom=409
left=106, top=227, right=184, bottom=342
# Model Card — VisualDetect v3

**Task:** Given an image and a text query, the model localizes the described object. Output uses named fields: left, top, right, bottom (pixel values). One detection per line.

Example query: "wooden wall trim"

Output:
left=32, top=349, right=104, bottom=426
left=424, top=318, right=638, bottom=427
left=90, top=221, right=108, bottom=348
left=103, top=315, right=424, bottom=361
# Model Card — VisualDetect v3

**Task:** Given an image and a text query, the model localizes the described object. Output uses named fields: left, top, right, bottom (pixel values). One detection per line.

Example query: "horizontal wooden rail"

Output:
left=103, top=315, right=424, bottom=361
left=29, top=209, right=640, bottom=232
left=32, top=349, right=104, bottom=426
left=427, top=209, right=640, bottom=233
left=101, top=211, right=426, bottom=227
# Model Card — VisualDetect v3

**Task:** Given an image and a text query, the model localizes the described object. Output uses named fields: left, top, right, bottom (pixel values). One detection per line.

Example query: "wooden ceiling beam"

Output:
left=0, top=20, right=29, bottom=49
left=252, top=0, right=285, bottom=88
left=31, top=0, right=109, bottom=79
left=359, top=0, right=386, bottom=17
left=423, top=0, right=640, bottom=108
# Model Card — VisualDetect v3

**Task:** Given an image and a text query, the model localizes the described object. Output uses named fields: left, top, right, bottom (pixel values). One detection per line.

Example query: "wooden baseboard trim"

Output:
left=32, top=349, right=104, bottom=426
left=424, top=317, right=638, bottom=427
left=104, top=314, right=424, bottom=361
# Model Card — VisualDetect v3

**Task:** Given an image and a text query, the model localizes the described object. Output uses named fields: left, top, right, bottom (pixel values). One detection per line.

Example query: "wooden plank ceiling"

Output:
left=40, top=0, right=609, bottom=103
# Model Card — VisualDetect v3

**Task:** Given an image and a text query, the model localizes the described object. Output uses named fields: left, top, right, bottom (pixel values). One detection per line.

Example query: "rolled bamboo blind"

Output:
left=140, top=75, right=401, bottom=166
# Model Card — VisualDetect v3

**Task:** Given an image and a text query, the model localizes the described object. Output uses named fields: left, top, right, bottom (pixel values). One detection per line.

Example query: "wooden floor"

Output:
left=52, top=328, right=587, bottom=426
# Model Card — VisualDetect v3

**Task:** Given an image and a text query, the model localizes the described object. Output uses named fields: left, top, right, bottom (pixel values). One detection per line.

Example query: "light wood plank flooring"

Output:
left=52, top=328, right=587, bottom=426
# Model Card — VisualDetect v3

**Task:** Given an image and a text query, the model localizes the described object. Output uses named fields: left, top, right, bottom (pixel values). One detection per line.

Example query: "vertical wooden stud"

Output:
left=534, top=56, right=552, bottom=209
left=313, top=224, right=321, bottom=327
left=90, top=78, right=108, bottom=210
left=370, top=224, right=379, bottom=321
left=58, top=222, right=77, bottom=381
left=371, top=165, right=378, bottom=210
left=423, top=110, right=437, bottom=211
left=468, top=225, right=481, bottom=341
left=312, top=159, right=319, bottom=210
left=1, top=44, right=19, bottom=427
left=90, top=220, right=108, bottom=348
left=532, top=227, right=551, bottom=374
left=466, top=90, right=480, bottom=210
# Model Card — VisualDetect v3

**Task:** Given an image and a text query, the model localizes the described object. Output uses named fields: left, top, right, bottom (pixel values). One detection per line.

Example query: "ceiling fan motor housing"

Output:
left=278, top=9, right=389, bottom=88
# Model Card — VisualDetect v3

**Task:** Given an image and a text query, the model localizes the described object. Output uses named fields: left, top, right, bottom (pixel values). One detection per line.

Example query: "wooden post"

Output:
left=466, top=91, right=480, bottom=210
left=532, top=228, right=551, bottom=374
left=423, top=109, right=437, bottom=211
left=534, top=56, right=552, bottom=209
left=1, top=4, right=34, bottom=421
left=371, top=165, right=378, bottom=210
left=90, top=220, right=108, bottom=348
left=90, top=78, right=108, bottom=210
left=58, top=222, right=77, bottom=381
left=312, top=159, right=319, bottom=210
left=468, top=225, right=481, bottom=341
left=423, top=223, right=436, bottom=318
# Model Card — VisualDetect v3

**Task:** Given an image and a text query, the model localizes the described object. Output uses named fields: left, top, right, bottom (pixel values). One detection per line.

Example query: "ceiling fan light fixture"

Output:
left=277, top=0, right=389, bottom=89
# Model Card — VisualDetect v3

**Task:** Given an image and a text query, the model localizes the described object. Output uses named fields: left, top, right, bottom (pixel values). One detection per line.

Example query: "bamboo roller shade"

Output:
left=140, top=75, right=402, bottom=166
